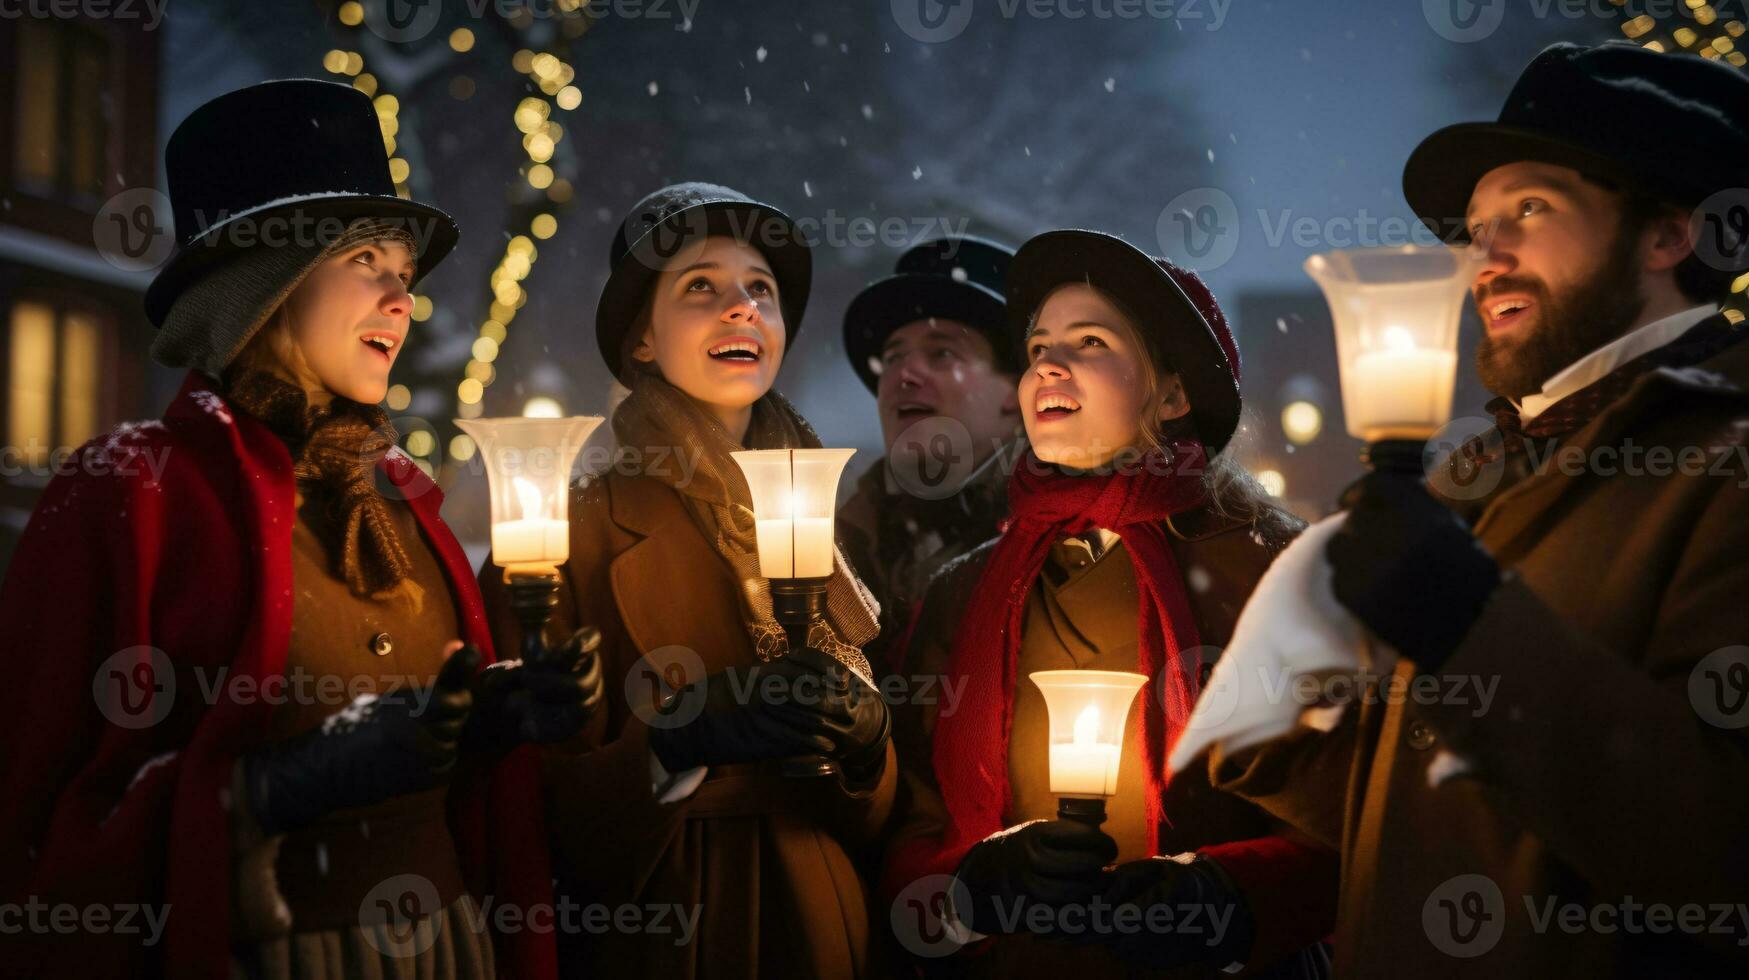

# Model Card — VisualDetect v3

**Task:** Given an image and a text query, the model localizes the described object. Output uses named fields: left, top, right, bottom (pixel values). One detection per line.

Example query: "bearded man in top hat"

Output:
left=836, top=236, right=1026, bottom=668
left=1149, top=40, right=1749, bottom=980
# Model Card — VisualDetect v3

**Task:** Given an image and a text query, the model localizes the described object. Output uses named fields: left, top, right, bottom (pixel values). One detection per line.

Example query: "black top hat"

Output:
left=595, top=182, right=812, bottom=382
left=144, top=79, right=460, bottom=327
left=1404, top=41, right=1749, bottom=242
left=1006, top=230, right=1243, bottom=454
left=842, top=236, right=1017, bottom=392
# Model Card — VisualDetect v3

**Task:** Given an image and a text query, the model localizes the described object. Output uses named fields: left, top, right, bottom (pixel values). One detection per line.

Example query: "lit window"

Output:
left=6, top=301, right=109, bottom=468
left=12, top=19, right=112, bottom=200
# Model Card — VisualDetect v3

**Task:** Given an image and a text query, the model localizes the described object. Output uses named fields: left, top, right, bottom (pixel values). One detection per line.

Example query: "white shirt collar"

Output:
left=1518, top=304, right=1719, bottom=420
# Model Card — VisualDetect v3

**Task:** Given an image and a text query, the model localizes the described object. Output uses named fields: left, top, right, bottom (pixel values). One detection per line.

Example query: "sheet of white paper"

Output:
left=1169, top=513, right=1371, bottom=771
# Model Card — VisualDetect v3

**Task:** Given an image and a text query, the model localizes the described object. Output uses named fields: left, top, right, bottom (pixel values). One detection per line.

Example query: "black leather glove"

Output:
left=951, top=819, right=1118, bottom=936
left=781, top=646, right=890, bottom=782
left=1327, top=470, right=1501, bottom=669
left=463, top=626, right=605, bottom=757
left=1087, top=854, right=1254, bottom=970
left=244, top=643, right=477, bottom=836
left=646, top=650, right=854, bottom=773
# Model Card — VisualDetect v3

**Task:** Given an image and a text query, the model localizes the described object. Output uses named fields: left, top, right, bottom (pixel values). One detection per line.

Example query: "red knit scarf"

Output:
left=927, top=440, right=1209, bottom=867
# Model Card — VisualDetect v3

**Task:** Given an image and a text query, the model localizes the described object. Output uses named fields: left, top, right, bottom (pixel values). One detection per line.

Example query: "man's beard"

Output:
left=1474, top=233, right=1647, bottom=400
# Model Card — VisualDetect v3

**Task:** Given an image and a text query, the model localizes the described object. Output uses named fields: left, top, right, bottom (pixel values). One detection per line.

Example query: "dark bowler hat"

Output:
left=595, top=182, right=812, bottom=382
left=1006, top=230, right=1243, bottom=454
left=1404, top=41, right=1749, bottom=241
left=144, top=78, right=459, bottom=327
left=842, top=236, right=1017, bottom=393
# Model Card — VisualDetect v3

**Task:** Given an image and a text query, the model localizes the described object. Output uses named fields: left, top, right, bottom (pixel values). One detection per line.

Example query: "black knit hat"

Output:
left=595, top=182, right=811, bottom=382
left=1404, top=41, right=1749, bottom=244
left=842, top=236, right=1016, bottom=392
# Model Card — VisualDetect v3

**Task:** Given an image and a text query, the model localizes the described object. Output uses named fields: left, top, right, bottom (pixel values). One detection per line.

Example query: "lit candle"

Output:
left=492, top=475, right=569, bottom=572
left=753, top=515, right=837, bottom=578
left=1341, top=326, right=1458, bottom=442
left=731, top=450, right=856, bottom=580
left=1048, top=703, right=1123, bottom=796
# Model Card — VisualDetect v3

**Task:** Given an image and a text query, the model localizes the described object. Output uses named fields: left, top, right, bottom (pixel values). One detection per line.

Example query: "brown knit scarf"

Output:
left=223, top=367, right=417, bottom=602
left=611, top=370, right=880, bottom=680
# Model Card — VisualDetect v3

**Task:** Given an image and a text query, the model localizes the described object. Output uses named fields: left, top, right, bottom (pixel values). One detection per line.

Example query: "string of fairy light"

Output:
left=452, top=36, right=586, bottom=458
left=1616, top=0, right=1749, bottom=315
left=322, top=1, right=588, bottom=472
left=321, top=1, right=445, bottom=473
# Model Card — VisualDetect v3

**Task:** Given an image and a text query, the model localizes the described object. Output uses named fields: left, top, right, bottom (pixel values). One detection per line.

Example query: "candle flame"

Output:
left=513, top=475, right=543, bottom=521
left=1072, top=704, right=1100, bottom=746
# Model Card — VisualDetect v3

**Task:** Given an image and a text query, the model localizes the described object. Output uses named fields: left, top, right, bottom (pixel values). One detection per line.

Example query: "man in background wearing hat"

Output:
left=1188, top=41, right=1749, bottom=978
left=837, top=237, right=1025, bottom=670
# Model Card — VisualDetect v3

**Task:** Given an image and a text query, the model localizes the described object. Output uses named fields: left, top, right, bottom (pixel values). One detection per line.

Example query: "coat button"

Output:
left=1406, top=719, right=1437, bottom=751
left=370, top=632, right=394, bottom=657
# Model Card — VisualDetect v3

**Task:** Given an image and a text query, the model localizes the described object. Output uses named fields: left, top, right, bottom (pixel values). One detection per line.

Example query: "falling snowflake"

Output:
left=861, top=104, right=874, bottom=120
left=755, top=45, right=768, bottom=63
left=802, top=180, right=813, bottom=198
left=911, top=165, right=922, bottom=180
left=1277, top=318, right=1289, bottom=333
left=647, top=81, right=660, bottom=96
left=1187, top=566, right=1212, bottom=594
left=1103, top=77, right=1115, bottom=92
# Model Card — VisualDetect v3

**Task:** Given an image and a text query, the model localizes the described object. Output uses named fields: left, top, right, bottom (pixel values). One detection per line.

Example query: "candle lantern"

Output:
left=1029, top=669, right=1148, bottom=827
left=456, top=415, right=603, bottom=664
left=731, top=447, right=859, bottom=777
left=1304, top=244, right=1484, bottom=473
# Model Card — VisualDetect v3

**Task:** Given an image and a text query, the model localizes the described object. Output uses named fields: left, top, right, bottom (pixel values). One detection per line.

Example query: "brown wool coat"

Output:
left=477, top=470, right=898, bottom=980
left=887, top=507, right=1331, bottom=979
left=1211, top=323, right=1749, bottom=978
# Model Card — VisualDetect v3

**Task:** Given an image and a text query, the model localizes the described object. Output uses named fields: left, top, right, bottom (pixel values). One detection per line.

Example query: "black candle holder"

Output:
left=504, top=569, right=561, bottom=667
left=1359, top=437, right=1427, bottom=476
left=1057, top=796, right=1108, bottom=828
left=771, top=576, right=840, bottom=778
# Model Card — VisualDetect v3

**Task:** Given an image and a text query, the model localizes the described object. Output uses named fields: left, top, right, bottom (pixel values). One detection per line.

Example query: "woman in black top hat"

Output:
left=0, top=79, right=596, bottom=980
left=476, top=182, right=893, bottom=978
left=882, top=230, right=1335, bottom=978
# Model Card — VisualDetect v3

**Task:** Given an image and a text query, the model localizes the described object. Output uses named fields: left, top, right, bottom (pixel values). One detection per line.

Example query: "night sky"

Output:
left=151, top=0, right=1612, bottom=548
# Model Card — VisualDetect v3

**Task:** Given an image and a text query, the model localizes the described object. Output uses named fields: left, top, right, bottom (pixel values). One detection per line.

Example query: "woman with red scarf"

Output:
left=882, top=230, right=1335, bottom=977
